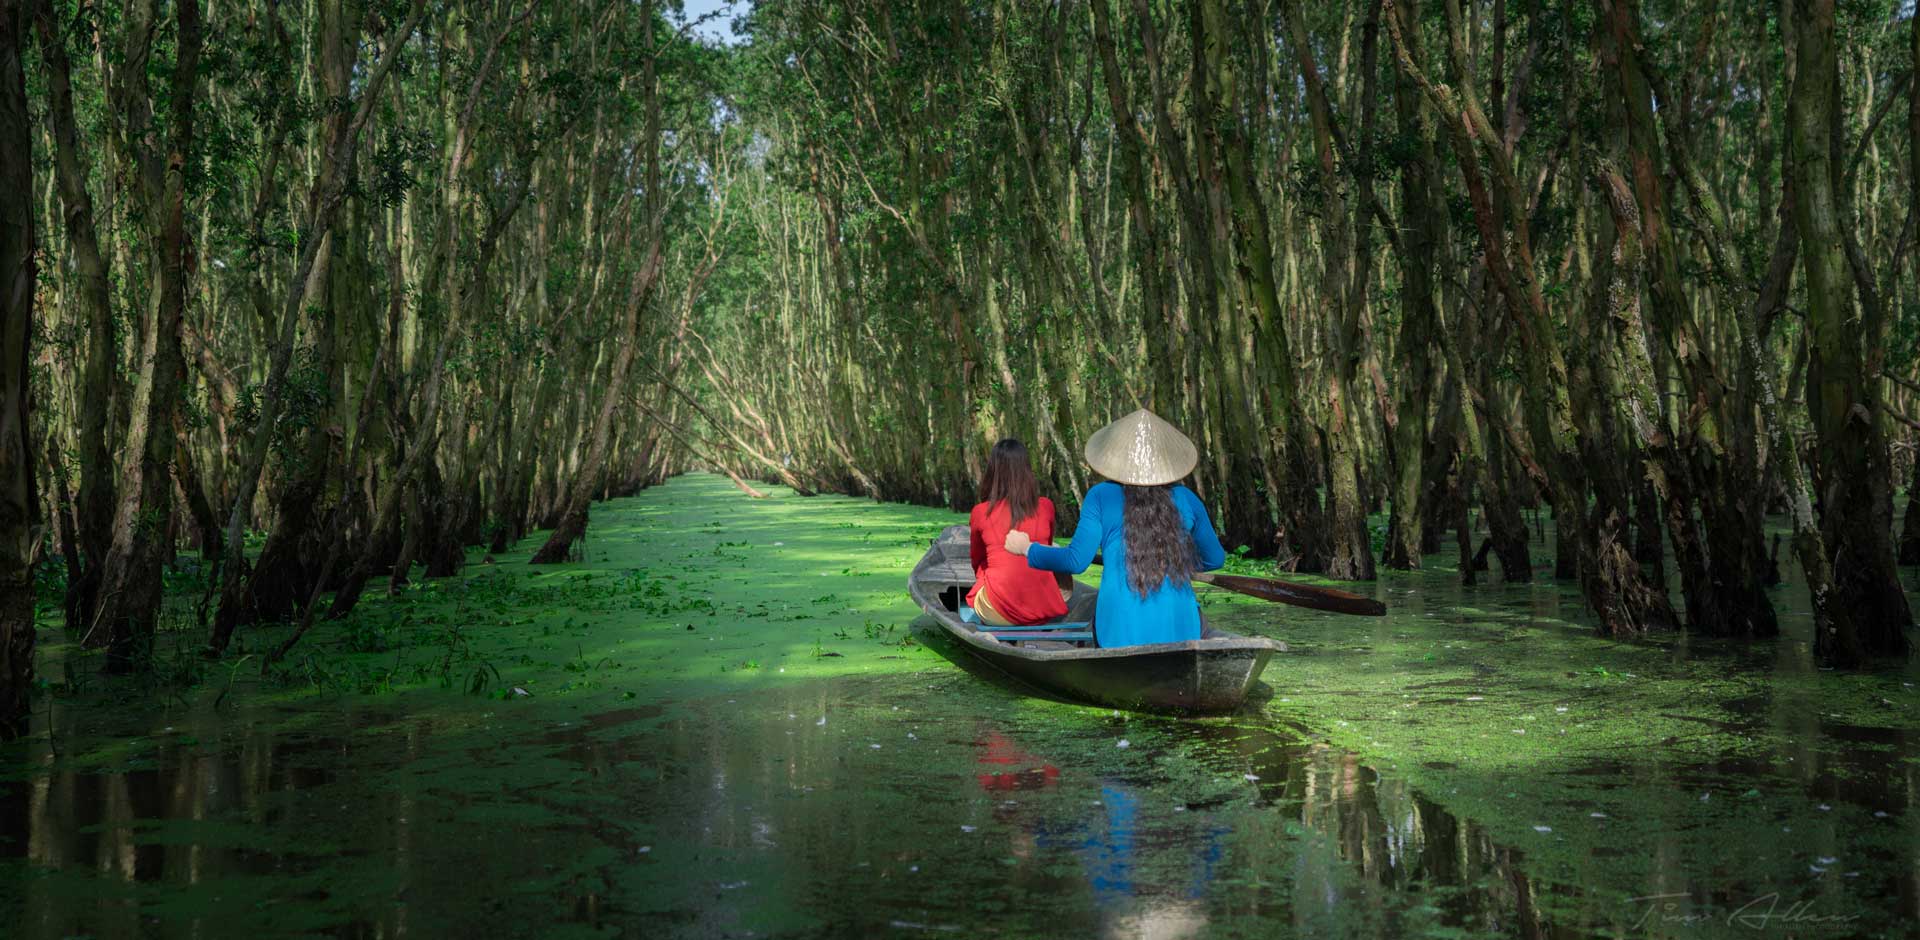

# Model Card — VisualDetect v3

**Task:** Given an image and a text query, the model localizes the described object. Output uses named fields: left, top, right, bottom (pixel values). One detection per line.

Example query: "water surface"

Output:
left=2, top=475, right=1915, bottom=938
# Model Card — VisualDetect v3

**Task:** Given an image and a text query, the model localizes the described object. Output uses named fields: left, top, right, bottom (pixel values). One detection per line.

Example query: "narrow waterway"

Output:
left=2, top=475, right=1915, bottom=938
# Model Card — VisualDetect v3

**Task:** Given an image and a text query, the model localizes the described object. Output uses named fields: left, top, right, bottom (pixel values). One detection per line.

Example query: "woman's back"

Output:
left=968, top=497, right=1068, bottom=625
left=1027, top=482, right=1225, bottom=647
left=967, top=438, right=1067, bottom=626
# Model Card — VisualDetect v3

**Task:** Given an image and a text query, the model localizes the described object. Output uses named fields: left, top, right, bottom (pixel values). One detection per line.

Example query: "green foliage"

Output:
left=368, top=129, right=437, bottom=207
left=232, top=349, right=333, bottom=475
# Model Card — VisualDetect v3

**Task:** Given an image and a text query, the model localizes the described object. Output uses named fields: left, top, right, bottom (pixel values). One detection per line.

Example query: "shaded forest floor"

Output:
left=2, top=474, right=1917, bottom=938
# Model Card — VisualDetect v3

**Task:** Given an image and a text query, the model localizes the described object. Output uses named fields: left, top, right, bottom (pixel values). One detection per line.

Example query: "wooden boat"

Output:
left=909, top=525, right=1284, bottom=714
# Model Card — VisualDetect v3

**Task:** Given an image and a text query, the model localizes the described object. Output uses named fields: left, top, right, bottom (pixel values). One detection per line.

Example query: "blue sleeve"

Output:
left=1028, top=487, right=1105, bottom=575
left=1183, top=488, right=1227, bottom=572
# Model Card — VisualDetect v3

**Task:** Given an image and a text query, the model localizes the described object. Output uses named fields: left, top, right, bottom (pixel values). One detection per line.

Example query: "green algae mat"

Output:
left=3, top=474, right=1917, bottom=938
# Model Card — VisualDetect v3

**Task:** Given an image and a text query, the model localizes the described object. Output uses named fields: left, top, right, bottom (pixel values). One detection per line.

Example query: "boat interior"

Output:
left=931, top=580, right=1102, bottom=651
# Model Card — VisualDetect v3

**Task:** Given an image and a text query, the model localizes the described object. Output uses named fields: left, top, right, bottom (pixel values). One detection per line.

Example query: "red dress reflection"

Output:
left=975, top=731, right=1061, bottom=791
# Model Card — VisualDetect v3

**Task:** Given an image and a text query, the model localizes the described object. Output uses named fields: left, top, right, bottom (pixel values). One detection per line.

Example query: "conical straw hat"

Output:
left=1083, top=408, right=1198, bottom=486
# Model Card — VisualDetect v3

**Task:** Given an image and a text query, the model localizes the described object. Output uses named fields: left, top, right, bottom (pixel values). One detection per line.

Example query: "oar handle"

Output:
left=1082, top=554, right=1386, bottom=616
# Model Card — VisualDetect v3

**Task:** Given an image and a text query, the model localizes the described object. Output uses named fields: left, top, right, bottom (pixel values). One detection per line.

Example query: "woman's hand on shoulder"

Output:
left=1004, top=530, right=1033, bottom=556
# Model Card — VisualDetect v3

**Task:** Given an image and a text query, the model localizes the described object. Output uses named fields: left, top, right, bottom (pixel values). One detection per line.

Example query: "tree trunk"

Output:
left=171, top=413, right=222, bottom=560
left=214, top=5, right=355, bottom=642
left=1386, top=0, right=1672, bottom=635
left=91, top=0, right=203, bottom=671
left=1604, top=0, right=1775, bottom=639
left=1633, top=477, right=1667, bottom=586
left=1131, top=0, right=1277, bottom=561
left=1, top=0, right=37, bottom=737
left=532, top=0, right=665, bottom=565
left=1482, top=445, right=1535, bottom=582
left=1901, top=13, right=1920, bottom=570
left=1279, top=0, right=1380, bottom=581
left=33, top=0, right=118, bottom=633
left=1383, top=0, right=1443, bottom=569
left=1898, top=456, right=1920, bottom=564
left=1787, top=0, right=1912, bottom=663
left=1419, top=378, right=1464, bottom=558
left=207, top=0, right=425, bottom=654
left=1087, top=0, right=1180, bottom=417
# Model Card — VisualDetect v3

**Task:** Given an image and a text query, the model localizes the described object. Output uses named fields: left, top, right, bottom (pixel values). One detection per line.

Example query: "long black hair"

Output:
left=979, top=438, right=1040, bottom=525
left=1122, top=484, right=1196, bottom=596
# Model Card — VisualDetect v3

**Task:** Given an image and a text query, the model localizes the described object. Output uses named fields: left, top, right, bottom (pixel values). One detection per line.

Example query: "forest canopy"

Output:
left=4, top=0, right=1920, bottom=738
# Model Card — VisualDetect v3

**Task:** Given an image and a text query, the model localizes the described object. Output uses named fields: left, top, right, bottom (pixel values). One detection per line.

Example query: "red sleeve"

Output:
left=969, top=503, right=989, bottom=572
left=1033, top=498, right=1055, bottom=545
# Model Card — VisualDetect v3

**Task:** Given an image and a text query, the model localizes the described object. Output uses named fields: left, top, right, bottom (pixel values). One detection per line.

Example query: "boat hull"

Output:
left=909, top=525, right=1280, bottom=714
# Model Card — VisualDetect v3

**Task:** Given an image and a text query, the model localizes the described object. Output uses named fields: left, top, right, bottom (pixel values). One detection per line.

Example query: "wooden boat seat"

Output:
left=981, top=622, right=1094, bottom=646
left=979, top=620, right=1090, bottom=633
left=988, top=632, right=1093, bottom=645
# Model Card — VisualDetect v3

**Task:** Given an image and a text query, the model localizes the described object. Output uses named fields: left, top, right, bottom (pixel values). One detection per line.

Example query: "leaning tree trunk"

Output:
left=1, top=0, right=38, bottom=737
left=233, top=242, right=340, bottom=626
left=532, top=2, right=664, bottom=565
left=33, top=0, right=119, bottom=633
left=1787, top=0, right=1913, bottom=664
left=528, top=247, right=660, bottom=564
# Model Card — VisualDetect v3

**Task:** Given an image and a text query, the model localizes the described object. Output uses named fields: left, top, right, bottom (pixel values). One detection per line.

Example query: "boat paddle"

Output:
left=1086, top=555, right=1386, bottom=616
left=1191, top=571, right=1386, bottom=616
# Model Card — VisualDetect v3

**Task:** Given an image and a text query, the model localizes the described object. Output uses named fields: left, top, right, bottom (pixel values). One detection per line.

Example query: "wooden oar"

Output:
left=1193, top=572, right=1386, bottom=616
left=1084, top=555, right=1386, bottom=616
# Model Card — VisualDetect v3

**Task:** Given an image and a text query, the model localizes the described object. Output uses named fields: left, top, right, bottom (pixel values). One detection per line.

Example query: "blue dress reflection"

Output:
left=1038, top=783, right=1227, bottom=912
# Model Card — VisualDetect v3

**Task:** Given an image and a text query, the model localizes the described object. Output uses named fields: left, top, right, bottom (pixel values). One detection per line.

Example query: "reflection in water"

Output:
left=0, top=719, right=378, bottom=938
left=0, top=675, right=1914, bottom=939
left=974, top=730, right=1220, bottom=940
left=975, top=731, right=1059, bottom=792
left=1033, top=785, right=1225, bottom=940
